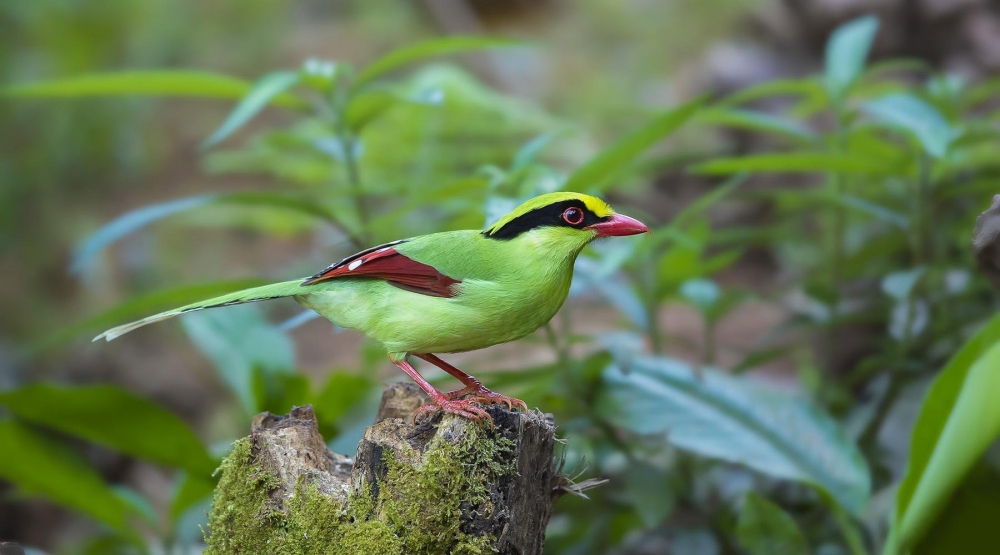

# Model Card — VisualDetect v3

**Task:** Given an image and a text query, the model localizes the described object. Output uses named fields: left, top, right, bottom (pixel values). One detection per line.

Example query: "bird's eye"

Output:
left=562, top=207, right=585, bottom=226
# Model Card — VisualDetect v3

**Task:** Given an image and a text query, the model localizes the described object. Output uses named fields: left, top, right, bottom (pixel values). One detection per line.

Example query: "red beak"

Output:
left=585, top=213, right=650, bottom=237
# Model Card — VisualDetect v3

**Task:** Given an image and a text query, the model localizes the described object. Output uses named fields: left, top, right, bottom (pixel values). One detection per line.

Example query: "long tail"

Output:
left=94, top=279, right=307, bottom=342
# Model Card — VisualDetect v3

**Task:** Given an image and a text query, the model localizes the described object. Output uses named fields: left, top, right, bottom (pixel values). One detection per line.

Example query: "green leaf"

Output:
left=624, top=461, right=675, bottom=528
left=881, top=267, right=926, bottom=301
left=716, top=78, right=826, bottom=108
left=202, top=71, right=301, bottom=149
left=0, top=421, right=132, bottom=532
left=71, top=192, right=333, bottom=274
left=824, top=15, right=880, bottom=101
left=0, top=384, right=215, bottom=475
left=862, top=93, right=960, bottom=158
left=2, top=70, right=306, bottom=109
left=344, top=86, right=443, bottom=132
left=181, top=304, right=295, bottom=416
left=354, top=36, right=524, bottom=88
left=913, top=464, right=1000, bottom=555
left=736, top=492, right=810, bottom=555
left=511, top=131, right=566, bottom=173
left=564, top=96, right=706, bottom=191
left=887, top=313, right=1000, bottom=552
left=680, top=278, right=720, bottom=311
left=596, top=355, right=870, bottom=514
left=693, top=152, right=900, bottom=176
left=252, top=369, right=311, bottom=415
left=696, top=108, right=815, bottom=142
left=170, top=472, right=217, bottom=524
left=668, top=174, right=747, bottom=230
left=312, top=372, right=373, bottom=424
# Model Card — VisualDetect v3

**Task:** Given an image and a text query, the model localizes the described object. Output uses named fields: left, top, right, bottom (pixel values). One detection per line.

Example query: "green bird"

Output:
left=96, top=192, right=649, bottom=422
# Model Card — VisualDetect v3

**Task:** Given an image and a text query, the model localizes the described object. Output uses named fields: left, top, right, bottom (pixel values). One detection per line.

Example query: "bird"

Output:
left=95, top=192, right=649, bottom=423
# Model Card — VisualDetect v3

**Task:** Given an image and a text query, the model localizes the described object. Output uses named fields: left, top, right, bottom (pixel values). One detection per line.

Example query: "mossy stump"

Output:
left=206, top=383, right=558, bottom=554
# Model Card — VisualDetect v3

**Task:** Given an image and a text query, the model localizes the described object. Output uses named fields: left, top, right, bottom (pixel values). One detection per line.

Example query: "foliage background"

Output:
left=3, top=0, right=1000, bottom=553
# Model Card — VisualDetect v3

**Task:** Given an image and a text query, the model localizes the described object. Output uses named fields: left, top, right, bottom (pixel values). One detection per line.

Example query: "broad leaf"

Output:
left=170, top=472, right=217, bottom=523
left=312, top=372, right=373, bottom=424
left=0, top=421, right=132, bottom=532
left=862, top=93, right=959, bottom=158
left=0, top=384, right=216, bottom=475
left=696, top=108, right=815, bottom=142
left=564, top=96, right=706, bottom=191
left=344, top=86, right=443, bottom=132
left=887, top=313, right=1000, bottom=552
left=716, top=78, right=826, bottom=109
left=181, top=304, right=295, bottom=416
left=596, top=355, right=870, bottom=514
left=202, top=70, right=301, bottom=149
left=824, top=16, right=880, bottom=101
left=2, top=70, right=306, bottom=109
left=736, top=492, right=809, bottom=555
left=913, top=464, right=1000, bottom=555
left=625, top=461, right=675, bottom=528
left=354, top=36, right=523, bottom=88
left=71, top=192, right=334, bottom=274
left=694, top=152, right=902, bottom=176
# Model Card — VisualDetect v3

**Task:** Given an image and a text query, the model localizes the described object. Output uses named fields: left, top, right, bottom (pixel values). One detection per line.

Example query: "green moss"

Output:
left=205, top=423, right=514, bottom=555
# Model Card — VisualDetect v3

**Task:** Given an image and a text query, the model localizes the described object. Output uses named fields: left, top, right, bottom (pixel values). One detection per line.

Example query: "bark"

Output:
left=207, top=382, right=564, bottom=554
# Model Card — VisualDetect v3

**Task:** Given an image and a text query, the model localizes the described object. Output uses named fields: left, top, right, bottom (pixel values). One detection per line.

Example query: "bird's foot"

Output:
left=444, top=385, right=528, bottom=412
left=414, top=397, right=494, bottom=426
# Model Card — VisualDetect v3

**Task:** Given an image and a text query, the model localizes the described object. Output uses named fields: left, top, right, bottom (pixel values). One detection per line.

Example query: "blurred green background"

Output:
left=4, top=0, right=1000, bottom=553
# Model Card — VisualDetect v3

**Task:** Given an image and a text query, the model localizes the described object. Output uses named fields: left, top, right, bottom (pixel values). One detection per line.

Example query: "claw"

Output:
left=443, top=386, right=528, bottom=412
left=413, top=398, right=494, bottom=427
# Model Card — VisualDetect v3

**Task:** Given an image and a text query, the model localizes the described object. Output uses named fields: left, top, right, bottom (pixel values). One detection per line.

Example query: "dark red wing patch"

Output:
left=301, top=242, right=459, bottom=298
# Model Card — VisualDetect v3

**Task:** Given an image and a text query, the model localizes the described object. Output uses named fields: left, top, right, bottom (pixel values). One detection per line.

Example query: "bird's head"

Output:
left=482, top=192, right=649, bottom=253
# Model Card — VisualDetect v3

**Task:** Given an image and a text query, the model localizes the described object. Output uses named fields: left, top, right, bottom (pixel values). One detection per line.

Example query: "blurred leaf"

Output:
left=564, top=96, right=706, bottom=191
left=914, top=464, right=1000, bottom=554
left=181, top=304, right=295, bottom=416
left=680, top=278, right=720, bottom=311
left=114, top=486, right=158, bottom=526
left=71, top=192, right=334, bottom=274
left=344, top=86, right=442, bottom=132
left=312, top=372, right=373, bottom=424
left=668, top=174, right=747, bottom=231
left=0, top=421, right=132, bottom=532
left=573, top=256, right=647, bottom=330
left=252, top=369, right=311, bottom=415
left=72, top=195, right=213, bottom=274
left=824, top=15, right=880, bottom=101
left=965, top=76, right=1000, bottom=108
left=888, top=313, right=1000, bottom=552
left=624, top=461, right=675, bottom=528
left=354, top=36, right=523, bottom=88
left=882, top=267, right=926, bottom=300
left=696, top=108, right=815, bottom=142
left=716, top=78, right=826, bottom=108
left=862, top=93, right=960, bottom=158
left=0, top=384, right=215, bottom=475
left=736, top=492, right=809, bottom=555
left=694, top=152, right=899, bottom=176
left=597, top=355, right=870, bottom=514
left=202, top=70, right=301, bottom=149
left=511, top=131, right=566, bottom=173
left=170, top=472, right=217, bottom=523
left=3, top=70, right=306, bottom=108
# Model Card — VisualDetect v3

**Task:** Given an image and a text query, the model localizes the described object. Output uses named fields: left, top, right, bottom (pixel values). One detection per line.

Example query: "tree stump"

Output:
left=205, top=382, right=559, bottom=554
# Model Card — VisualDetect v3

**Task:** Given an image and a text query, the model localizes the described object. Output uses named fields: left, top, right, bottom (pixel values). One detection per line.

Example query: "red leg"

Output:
left=414, top=353, right=528, bottom=412
left=390, top=357, right=492, bottom=425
